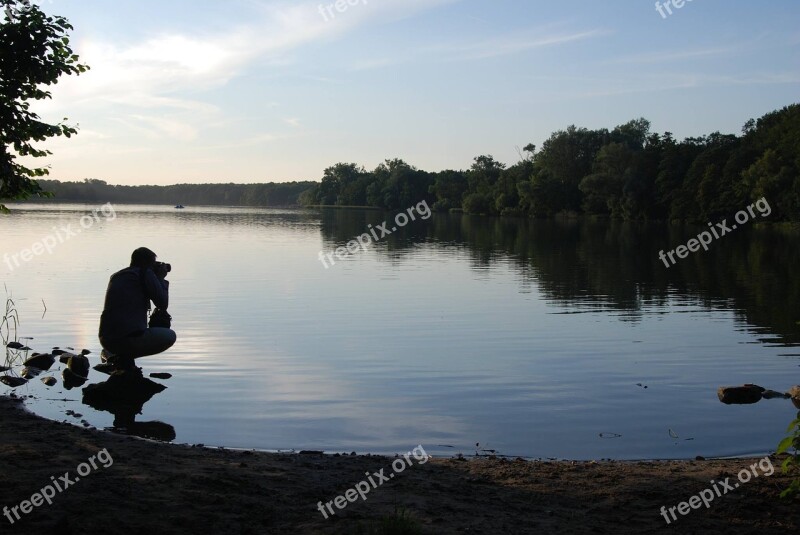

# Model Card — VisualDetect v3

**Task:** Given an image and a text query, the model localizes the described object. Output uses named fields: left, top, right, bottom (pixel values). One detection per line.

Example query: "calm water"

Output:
left=1, top=203, right=799, bottom=460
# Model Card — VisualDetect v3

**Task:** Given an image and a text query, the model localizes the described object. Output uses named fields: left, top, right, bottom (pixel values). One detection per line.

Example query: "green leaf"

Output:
left=782, top=456, right=793, bottom=472
left=777, top=436, right=794, bottom=454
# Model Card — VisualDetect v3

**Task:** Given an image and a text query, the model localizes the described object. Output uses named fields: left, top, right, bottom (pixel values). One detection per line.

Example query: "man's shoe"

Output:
left=100, top=349, right=115, bottom=364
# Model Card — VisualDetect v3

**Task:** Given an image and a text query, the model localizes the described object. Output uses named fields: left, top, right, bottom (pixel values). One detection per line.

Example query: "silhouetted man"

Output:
left=99, top=247, right=176, bottom=372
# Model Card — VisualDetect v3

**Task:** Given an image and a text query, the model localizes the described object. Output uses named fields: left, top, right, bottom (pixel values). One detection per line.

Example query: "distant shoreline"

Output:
left=8, top=201, right=800, bottom=230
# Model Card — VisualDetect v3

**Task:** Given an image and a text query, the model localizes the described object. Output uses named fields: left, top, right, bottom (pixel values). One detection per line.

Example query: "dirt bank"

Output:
left=0, top=395, right=797, bottom=534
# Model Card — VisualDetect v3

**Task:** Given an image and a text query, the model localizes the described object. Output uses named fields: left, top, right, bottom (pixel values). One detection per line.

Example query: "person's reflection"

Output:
left=82, top=371, right=176, bottom=442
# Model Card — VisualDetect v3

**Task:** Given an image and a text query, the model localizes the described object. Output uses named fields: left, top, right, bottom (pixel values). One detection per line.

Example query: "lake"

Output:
left=1, top=203, right=798, bottom=460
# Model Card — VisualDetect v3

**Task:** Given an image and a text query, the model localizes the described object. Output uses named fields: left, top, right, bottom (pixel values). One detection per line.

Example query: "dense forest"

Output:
left=33, top=104, right=799, bottom=222
left=302, top=104, right=799, bottom=222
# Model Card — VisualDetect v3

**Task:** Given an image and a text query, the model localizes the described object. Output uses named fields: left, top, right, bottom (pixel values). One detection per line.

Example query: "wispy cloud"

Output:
left=429, top=28, right=609, bottom=61
left=552, top=71, right=800, bottom=100
left=605, top=46, right=734, bottom=65
left=29, top=0, right=462, bottom=168
left=40, top=0, right=462, bottom=117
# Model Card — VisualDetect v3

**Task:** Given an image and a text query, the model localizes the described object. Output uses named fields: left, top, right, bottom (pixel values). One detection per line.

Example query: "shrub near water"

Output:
left=778, top=410, right=800, bottom=499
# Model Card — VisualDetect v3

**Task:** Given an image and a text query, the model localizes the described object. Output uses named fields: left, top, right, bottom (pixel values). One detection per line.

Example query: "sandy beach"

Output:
left=1, top=395, right=797, bottom=534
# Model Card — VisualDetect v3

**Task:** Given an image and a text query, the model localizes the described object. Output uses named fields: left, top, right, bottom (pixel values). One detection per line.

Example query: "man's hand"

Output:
left=153, top=263, right=169, bottom=280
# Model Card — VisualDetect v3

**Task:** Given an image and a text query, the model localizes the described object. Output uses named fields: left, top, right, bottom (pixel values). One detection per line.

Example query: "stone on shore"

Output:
left=23, top=353, right=55, bottom=371
left=0, top=376, right=28, bottom=387
left=762, top=389, right=791, bottom=400
left=41, top=376, right=57, bottom=386
left=67, top=355, right=91, bottom=378
left=790, top=386, right=800, bottom=409
left=58, top=352, right=78, bottom=364
left=717, top=384, right=764, bottom=404
left=149, top=372, right=172, bottom=380
left=21, top=367, right=42, bottom=379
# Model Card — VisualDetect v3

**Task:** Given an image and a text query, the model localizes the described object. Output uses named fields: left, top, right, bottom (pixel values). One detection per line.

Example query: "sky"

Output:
left=14, top=0, right=800, bottom=185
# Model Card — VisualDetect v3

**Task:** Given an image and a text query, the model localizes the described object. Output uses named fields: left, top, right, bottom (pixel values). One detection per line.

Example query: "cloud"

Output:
left=23, top=0, right=465, bottom=170
left=546, top=71, right=800, bottom=100
left=428, top=28, right=609, bottom=61
left=605, top=46, right=734, bottom=65
left=34, top=0, right=463, bottom=136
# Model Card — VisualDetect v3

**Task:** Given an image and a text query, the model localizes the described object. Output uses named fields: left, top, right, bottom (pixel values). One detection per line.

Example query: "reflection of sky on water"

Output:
left=1, top=204, right=798, bottom=459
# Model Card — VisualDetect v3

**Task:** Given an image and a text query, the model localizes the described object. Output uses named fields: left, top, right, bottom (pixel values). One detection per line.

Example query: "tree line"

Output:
left=34, top=180, right=317, bottom=207
left=301, top=104, right=799, bottom=222
left=25, top=103, right=799, bottom=222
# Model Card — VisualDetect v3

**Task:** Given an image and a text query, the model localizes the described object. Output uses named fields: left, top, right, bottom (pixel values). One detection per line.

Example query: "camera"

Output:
left=154, top=261, right=171, bottom=274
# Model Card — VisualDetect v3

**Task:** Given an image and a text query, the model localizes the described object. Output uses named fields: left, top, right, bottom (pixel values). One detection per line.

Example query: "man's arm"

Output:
left=143, top=268, right=169, bottom=309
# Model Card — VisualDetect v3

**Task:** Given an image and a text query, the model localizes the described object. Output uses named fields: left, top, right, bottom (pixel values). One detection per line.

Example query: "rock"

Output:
left=718, top=384, right=764, bottom=404
left=122, top=421, right=176, bottom=442
left=81, top=349, right=91, bottom=355
left=21, top=367, right=42, bottom=379
left=41, top=376, right=57, bottom=386
left=762, top=389, right=791, bottom=400
left=67, top=355, right=90, bottom=378
left=0, top=376, right=28, bottom=387
left=149, top=372, right=172, bottom=380
left=23, top=353, right=55, bottom=371
left=58, top=353, right=78, bottom=364
left=62, top=368, right=88, bottom=390
left=789, top=386, right=800, bottom=400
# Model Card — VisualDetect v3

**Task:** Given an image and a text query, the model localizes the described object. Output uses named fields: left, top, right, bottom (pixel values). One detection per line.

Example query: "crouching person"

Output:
left=99, top=247, right=176, bottom=374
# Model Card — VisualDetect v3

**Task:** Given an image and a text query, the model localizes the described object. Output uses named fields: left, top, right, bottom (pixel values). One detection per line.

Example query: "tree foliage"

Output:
left=35, top=179, right=317, bottom=207
left=0, top=1, right=88, bottom=212
left=15, top=103, right=799, bottom=221
left=299, top=104, right=800, bottom=222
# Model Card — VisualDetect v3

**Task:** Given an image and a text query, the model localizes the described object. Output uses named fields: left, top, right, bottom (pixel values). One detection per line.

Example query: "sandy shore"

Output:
left=0, top=395, right=797, bottom=534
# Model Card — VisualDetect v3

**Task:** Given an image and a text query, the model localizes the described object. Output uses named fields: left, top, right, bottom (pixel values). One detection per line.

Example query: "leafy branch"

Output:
left=777, top=410, right=800, bottom=499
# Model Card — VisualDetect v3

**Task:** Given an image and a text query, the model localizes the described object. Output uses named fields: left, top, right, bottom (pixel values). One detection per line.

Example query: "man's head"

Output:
left=130, top=247, right=157, bottom=269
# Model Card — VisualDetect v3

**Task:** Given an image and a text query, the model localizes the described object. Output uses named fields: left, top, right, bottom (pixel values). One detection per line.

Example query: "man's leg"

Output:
left=124, top=328, right=177, bottom=358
